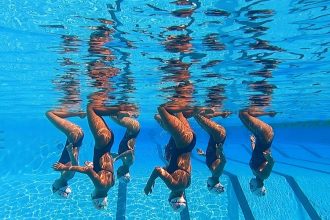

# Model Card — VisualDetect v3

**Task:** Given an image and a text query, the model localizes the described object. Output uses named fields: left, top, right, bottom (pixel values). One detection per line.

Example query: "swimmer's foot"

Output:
left=269, top=111, right=277, bottom=117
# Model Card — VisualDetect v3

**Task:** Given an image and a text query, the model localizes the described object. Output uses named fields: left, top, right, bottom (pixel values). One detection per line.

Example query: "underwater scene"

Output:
left=0, top=0, right=329, bottom=219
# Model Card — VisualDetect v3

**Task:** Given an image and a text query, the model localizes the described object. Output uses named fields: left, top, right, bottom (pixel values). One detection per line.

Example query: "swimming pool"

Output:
left=0, top=0, right=329, bottom=219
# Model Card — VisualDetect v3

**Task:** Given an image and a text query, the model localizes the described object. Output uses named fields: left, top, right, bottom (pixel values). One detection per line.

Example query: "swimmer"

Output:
left=194, top=109, right=231, bottom=194
left=53, top=104, right=132, bottom=209
left=144, top=106, right=196, bottom=212
left=46, top=109, right=85, bottom=198
left=239, top=108, right=276, bottom=197
left=110, top=111, right=140, bottom=184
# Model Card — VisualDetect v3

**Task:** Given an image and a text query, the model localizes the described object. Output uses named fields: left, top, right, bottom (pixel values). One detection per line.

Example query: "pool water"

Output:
left=0, top=119, right=329, bottom=219
left=0, top=0, right=330, bottom=219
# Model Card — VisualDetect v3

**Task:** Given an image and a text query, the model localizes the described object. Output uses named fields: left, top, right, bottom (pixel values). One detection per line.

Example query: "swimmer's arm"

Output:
left=144, top=167, right=161, bottom=195
left=53, top=162, right=91, bottom=174
left=52, top=162, right=99, bottom=180
left=110, top=152, right=119, bottom=158
left=114, top=150, right=134, bottom=162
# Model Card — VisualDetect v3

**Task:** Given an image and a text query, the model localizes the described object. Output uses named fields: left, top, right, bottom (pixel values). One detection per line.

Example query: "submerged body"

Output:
left=239, top=108, right=275, bottom=196
left=53, top=104, right=136, bottom=209
left=195, top=110, right=229, bottom=194
left=144, top=106, right=196, bottom=212
left=111, top=113, right=140, bottom=183
left=46, top=110, right=85, bottom=198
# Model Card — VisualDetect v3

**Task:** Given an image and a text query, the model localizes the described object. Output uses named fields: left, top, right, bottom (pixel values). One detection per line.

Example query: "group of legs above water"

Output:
left=46, top=104, right=275, bottom=211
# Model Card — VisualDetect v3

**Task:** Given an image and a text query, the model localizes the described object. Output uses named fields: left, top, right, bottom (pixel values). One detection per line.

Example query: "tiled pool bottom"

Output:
left=0, top=172, right=232, bottom=220
left=0, top=166, right=328, bottom=220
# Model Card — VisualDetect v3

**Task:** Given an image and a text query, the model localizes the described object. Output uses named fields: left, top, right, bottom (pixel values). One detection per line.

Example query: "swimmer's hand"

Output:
left=84, top=161, right=94, bottom=169
left=52, top=162, right=67, bottom=171
left=144, top=180, right=155, bottom=195
left=250, top=135, right=256, bottom=150
left=196, top=148, right=206, bottom=156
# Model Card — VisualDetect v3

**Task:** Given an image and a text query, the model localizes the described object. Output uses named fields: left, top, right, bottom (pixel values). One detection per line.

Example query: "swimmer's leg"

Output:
left=87, top=104, right=113, bottom=149
left=239, top=109, right=275, bottom=183
left=239, top=110, right=274, bottom=144
left=157, top=107, right=194, bottom=148
left=145, top=167, right=187, bottom=193
left=45, top=110, right=84, bottom=145
left=194, top=114, right=226, bottom=143
left=111, top=115, right=140, bottom=134
left=176, top=112, right=192, bottom=130
left=46, top=110, right=84, bottom=191
left=210, top=157, right=226, bottom=182
left=53, top=144, right=80, bottom=188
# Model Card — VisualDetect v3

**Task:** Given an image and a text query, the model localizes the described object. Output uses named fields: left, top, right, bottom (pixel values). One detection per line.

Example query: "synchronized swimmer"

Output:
left=48, top=105, right=275, bottom=211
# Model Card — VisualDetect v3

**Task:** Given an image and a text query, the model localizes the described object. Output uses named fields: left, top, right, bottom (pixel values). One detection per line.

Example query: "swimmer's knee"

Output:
left=96, top=131, right=112, bottom=147
left=263, top=126, right=274, bottom=143
left=76, top=130, right=84, bottom=142
left=45, top=110, right=54, bottom=119
left=239, top=110, right=248, bottom=120
left=87, top=104, right=94, bottom=113
left=134, top=121, right=141, bottom=132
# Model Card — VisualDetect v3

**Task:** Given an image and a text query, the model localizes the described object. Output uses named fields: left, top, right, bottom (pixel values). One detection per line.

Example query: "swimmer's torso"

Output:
left=165, top=134, right=195, bottom=174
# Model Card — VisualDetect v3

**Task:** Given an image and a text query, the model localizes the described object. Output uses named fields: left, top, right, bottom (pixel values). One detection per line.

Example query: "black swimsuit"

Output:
left=205, top=136, right=225, bottom=168
left=249, top=139, right=271, bottom=171
left=118, top=129, right=140, bottom=154
left=58, top=135, right=84, bottom=164
left=93, top=130, right=115, bottom=173
left=166, top=133, right=196, bottom=174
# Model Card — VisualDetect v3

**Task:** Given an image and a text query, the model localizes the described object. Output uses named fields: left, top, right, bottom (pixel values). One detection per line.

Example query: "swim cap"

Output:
left=53, top=185, right=72, bottom=198
left=249, top=178, right=266, bottom=197
left=92, top=196, right=108, bottom=210
left=207, top=178, right=225, bottom=194
left=119, top=172, right=131, bottom=184
left=169, top=196, right=187, bottom=212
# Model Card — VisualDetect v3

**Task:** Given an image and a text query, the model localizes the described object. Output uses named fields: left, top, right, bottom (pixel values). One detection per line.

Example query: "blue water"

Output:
left=1, top=0, right=330, bottom=219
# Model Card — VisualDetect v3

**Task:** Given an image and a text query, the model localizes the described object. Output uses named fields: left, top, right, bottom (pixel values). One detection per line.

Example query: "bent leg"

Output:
left=158, top=107, right=193, bottom=148
left=176, top=112, right=192, bottom=130
left=194, top=114, right=226, bottom=143
left=111, top=116, right=140, bottom=134
left=87, top=104, right=113, bottom=149
left=46, top=110, right=84, bottom=144
left=154, top=168, right=188, bottom=191
left=239, top=110, right=273, bottom=144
